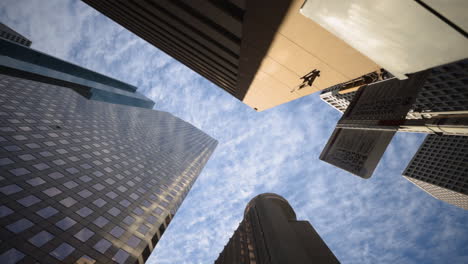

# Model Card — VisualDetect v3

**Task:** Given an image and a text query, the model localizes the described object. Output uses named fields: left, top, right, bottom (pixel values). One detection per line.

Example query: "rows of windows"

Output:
left=0, top=74, right=217, bottom=263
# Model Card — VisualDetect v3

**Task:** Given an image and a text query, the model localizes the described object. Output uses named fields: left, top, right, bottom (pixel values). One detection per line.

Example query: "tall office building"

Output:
left=320, top=59, right=468, bottom=119
left=215, top=193, right=339, bottom=264
left=403, top=135, right=468, bottom=210
left=0, top=23, right=31, bottom=47
left=0, top=25, right=217, bottom=264
left=320, top=59, right=468, bottom=179
left=81, top=0, right=382, bottom=111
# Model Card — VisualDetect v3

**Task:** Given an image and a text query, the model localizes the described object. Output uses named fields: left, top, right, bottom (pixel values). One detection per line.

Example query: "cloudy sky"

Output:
left=1, top=1, right=467, bottom=263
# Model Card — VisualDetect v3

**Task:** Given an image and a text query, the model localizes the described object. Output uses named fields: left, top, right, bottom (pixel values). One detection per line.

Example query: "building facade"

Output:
left=0, top=37, right=154, bottom=109
left=81, top=0, right=382, bottom=111
left=320, top=59, right=468, bottom=119
left=0, top=73, right=217, bottom=264
left=319, top=59, right=468, bottom=179
left=403, top=134, right=468, bottom=210
left=215, top=193, right=339, bottom=264
left=0, top=23, right=218, bottom=263
left=0, top=23, right=31, bottom=47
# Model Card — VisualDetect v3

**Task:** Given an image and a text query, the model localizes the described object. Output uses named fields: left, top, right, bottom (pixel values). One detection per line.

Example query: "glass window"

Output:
left=55, top=216, right=76, bottom=231
left=74, top=228, right=94, bottom=242
left=6, top=218, right=34, bottom=233
left=93, top=198, right=107, bottom=208
left=126, top=235, right=141, bottom=248
left=109, top=226, right=125, bottom=238
left=78, top=189, right=92, bottom=198
left=43, top=187, right=62, bottom=197
left=33, top=163, right=50, bottom=171
left=76, top=207, right=93, bottom=218
left=0, top=248, right=25, bottom=263
left=92, top=183, right=105, bottom=191
left=129, top=193, right=139, bottom=200
left=0, top=158, right=14, bottom=166
left=48, top=172, right=64, bottom=179
left=66, top=167, right=79, bottom=174
left=36, top=206, right=58, bottom=218
left=26, top=143, right=40, bottom=149
left=94, top=239, right=112, bottom=254
left=153, top=207, right=164, bottom=215
left=0, top=184, right=23, bottom=195
left=113, top=249, right=129, bottom=264
left=119, top=200, right=131, bottom=207
left=44, top=141, right=56, bottom=147
left=18, top=195, right=40, bottom=207
left=137, top=224, right=150, bottom=235
left=0, top=205, right=14, bottom=218
left=53, top=159, right=66, bottom=165
left=18, top=154, right=36, bottom=161
left=39, top=151, right=53, bottom=157
left=106, top=192, right=118, bottom=199
left=56, top=149, right=68, bottom=154
left=93, top=171, right=104, bottom=177
left=9, top=168, right=30, bottom=176
left=93, top=216, right=109, bottom=228
left=123, top=216, right=135, bottom=225
left=4, top=145, right=22, bottom=152
left=133, top=208, right=144, bottom=216
left=29, top=230, right=54, bottom=247
left=146, top=215, right=158, bottom=224
left=79, top=175, right=92, bottom=182
left=50, top=243, right=75, bottom=260
left=108, top=207, right=121, bottom=217
left=117, top=186, right=127, bottom=192
left=63, top=181, right=78, bottom=189
left=60, top=197, right=77, bottom=208
left=105, top=178, right=116, bottom=185
left=26, top=177, right=45, bottom=186
left=80, top=163, right=92, bottom=169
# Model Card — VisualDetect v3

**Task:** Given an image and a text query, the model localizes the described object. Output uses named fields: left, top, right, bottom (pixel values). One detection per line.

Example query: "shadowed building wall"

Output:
left=215, top=193, right=339, bottom=264
left=81, top=0, right=381, bottom=111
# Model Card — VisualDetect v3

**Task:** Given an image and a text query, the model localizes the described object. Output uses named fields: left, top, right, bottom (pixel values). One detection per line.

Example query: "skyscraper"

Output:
left=215, top=193, right=339, bottom=264
left=0, top=37, right=154, bottom=109
left=403, top=135, right=468, bottom=210
left=0, top=23, right=31, bottom=47
left=320, top=59, right=468, bottom=119
left=0, top=26, right=217, bottom=264
left=81, top=0, right=382, bottom=111
left=320, top=59, right=468, bottom=179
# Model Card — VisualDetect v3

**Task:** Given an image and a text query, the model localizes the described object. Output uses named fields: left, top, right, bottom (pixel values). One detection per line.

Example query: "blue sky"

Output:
left=1, top=1, right=468, bottom=263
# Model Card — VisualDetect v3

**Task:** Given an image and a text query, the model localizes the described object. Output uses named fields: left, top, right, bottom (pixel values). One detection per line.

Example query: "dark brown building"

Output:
left=215, top=193, right=339, bottom=264
left=81, top=0, right=381, bottom=111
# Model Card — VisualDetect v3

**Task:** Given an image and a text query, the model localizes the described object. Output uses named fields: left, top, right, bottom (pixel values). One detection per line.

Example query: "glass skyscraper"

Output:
left=0, top=24, right=217, bottom=264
